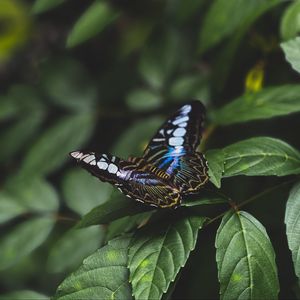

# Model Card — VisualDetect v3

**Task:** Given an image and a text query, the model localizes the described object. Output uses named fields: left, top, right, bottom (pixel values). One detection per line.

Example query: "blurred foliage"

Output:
left=1, top=0, right=300, bottom=299
left=0, top=0, right=31, bottom=63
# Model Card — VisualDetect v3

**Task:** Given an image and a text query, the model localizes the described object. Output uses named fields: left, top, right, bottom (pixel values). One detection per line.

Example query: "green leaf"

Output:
left=285, top=181, right=300, bottom=281
left=76, top=192, right=149, bottom=229
left=113, top=117, right=163, bottom=158
left=169, top=74, right=210, bottom=103
left=0, top=290, right=49, bottom=300
left=205, top=149, right=225, bottom=188
left=0, top=192, right=27, bottom=224
left=20, top=113, right=95, bottom=177
left=199, top=0, right=281, bottom=53
left=0, top=177, right=59, bottom=224
left=216, top=210, right=279, bottom=299
left=126, top=89, right=162, bottom=112
left=66, top=1, right=120, bottom=48
left=182, top=190, right=228, bottom=207
left=40, top=58, right=97, bottom=112
left=62, top=169, right=112, bottom=216
left=106, top=212, right=152, bottom=241
left=281, top=37, right=300, bottom=74
left=128, top=216, right=206, bottom=300
left=32, top=0, right=65, bottom=14
left=47, top=226, right=104, bottom=273
left=211, top=85, right=300, bottom=125
left=54, top=235, right=133, bottom=300
left=222, top=137, right=300, bottom=177
left=0, top=217, right=54, bottom=270
left=0, top=110, right=45, bottom=162
left=280, top=0, right=300, bottom=41
left=5, top=176, right=59, bottom=213
left=139, top=30, right=182, bottom=90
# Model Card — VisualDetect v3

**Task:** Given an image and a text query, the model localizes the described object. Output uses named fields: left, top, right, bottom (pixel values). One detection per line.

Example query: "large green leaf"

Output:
left=66, top=1, right=120, bottom=48
left=280, top=0, right=300, bottom=41
left=5, top=176, right=59, bottom=213
left=198, top=0, right=281, bottom=53
left=216, top=210, right=279, bottom=299
left=128, top=216, right=206, bottom=300
left=54, top=235, right=132, bottom=300
left=0, top=217, right=54, bottom=270
left=285, top=181, right=300, bottom=281
left=32, top=0, right=65, bottom=14
left=205, top=149, right=225, bottom=188
left=40, top=58, right=97, bottom=112
left=20, top=113, right=95, bottom=176
left=281, top=37, right=300, bottom=74
left=47, top=226, right=104, bottom=273
left=62, top=169, right=112, bottom=216
left=0, top=177, right=59, bottom=224
left=222, top=137, right=300, bottom=177
left=76, top=192, right=149, bottom=228
left=211, top=85, right=300, bottom=125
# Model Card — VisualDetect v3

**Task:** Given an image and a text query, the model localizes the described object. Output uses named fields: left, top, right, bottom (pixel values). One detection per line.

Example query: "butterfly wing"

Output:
left=142, top=101, right=209, bottom=193
left=70, top=151, right=181, bottom=208
left=143, top=101, right=206, bottom=157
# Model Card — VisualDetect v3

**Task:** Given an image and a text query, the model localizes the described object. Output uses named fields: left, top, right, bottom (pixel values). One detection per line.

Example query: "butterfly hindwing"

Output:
left=171, top=152, right=209, bottom=194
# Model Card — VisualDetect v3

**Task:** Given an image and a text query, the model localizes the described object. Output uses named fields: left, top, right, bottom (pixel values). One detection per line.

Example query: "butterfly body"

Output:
left=70, top=101, right=209, bottom=208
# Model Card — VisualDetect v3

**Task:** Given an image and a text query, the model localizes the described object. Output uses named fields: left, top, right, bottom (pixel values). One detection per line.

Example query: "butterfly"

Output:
left=70, top=101, right=209, bottom=208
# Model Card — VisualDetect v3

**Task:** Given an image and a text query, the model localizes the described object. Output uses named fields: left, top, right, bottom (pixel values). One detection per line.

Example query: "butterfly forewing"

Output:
left=70, top=151, right=181, bottom=208
left=143, top=101, right=206, bottom=159
left=142, top=101, right=209, bottom=194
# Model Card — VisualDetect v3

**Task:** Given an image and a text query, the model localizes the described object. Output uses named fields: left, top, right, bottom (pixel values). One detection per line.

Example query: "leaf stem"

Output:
left=206, top=178, right=297, bottom=226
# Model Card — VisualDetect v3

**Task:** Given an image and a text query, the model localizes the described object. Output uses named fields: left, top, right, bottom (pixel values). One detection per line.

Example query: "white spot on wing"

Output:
left=173, top=116, right=189, bottom=125
left=97, top=161, right=108, bottom=170
left=108, top=163, right=118, bottom=174
left=178, top=122, right=187, bottom=127
left=181, top=105, right=191, bottom=113
left=173, top=128, right=186, bottom=137
left=169, top=137, right=184, bottom=146
left=83, top=155, right=95, bottom=163
left=70, top=151, right=80, bottom=158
